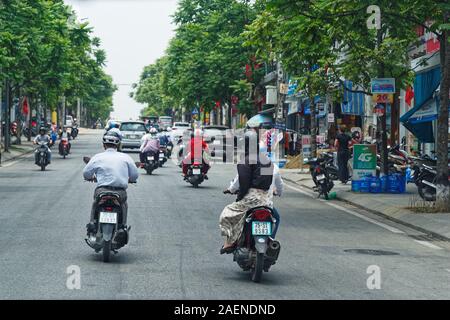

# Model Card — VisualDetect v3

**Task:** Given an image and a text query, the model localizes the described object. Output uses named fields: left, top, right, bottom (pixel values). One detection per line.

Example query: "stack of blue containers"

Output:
left=352, top=173, right=406, bottom=194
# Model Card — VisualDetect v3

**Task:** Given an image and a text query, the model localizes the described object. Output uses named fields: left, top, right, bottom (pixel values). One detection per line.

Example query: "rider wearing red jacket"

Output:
left=182, top=129, right=210, bottom=177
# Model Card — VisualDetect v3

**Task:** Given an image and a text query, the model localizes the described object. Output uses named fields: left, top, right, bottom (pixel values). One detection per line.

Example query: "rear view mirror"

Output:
left=83, top=156, right=91, bottom=164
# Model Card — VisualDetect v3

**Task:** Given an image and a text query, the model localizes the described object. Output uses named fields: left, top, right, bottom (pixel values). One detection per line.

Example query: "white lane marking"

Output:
left=413, top=240, right=443, bottom=250
left=285, top=183, right=405, bottom=234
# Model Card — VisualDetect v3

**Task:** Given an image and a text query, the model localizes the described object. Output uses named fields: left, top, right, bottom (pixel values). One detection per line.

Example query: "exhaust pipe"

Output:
left=266, top=240, right=281, bottom=260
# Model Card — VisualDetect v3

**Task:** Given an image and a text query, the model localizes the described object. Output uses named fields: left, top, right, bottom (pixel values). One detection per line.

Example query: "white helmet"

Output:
left=149, top=128, right=158, bottom=135
left=166, top=127, right=172, bottom=132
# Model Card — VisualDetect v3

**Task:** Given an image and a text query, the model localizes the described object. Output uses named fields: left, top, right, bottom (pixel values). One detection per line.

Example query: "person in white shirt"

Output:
left=83, top=131, right=139, bottom=235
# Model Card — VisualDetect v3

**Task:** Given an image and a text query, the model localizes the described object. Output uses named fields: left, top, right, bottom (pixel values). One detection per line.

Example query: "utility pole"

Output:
left=377, top=27, right=389, bottom=177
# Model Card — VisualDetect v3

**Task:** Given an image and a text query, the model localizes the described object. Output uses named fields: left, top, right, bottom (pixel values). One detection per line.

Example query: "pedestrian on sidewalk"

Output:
left=334, top=126, right=351, bottom=184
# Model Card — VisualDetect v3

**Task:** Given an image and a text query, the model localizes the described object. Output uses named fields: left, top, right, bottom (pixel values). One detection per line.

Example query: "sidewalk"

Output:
left=0, top=138, right=34, bottom=166
left=281, top=168, right=450, bottom=240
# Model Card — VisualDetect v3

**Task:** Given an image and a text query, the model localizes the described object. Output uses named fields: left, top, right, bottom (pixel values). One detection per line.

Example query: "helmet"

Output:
left=103, top=131, right=121, bottom=146
left=166, top=127, right=172, bottom=132
left=149, top=128, right=158, bottom=135
left=39, top=127, right=46, bottom=134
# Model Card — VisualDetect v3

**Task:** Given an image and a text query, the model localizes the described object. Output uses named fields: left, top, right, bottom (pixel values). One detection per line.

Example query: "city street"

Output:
left=1, top=130, right=450, bottom=299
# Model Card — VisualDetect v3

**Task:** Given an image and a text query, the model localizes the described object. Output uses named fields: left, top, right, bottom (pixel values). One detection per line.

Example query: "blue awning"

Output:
left=341, top=80, right=365, bottom=115
left=400, top=66, right=441, bottom=143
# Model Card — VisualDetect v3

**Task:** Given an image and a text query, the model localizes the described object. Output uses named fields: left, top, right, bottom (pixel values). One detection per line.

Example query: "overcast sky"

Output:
left=65, top=0, right=178, bottom=120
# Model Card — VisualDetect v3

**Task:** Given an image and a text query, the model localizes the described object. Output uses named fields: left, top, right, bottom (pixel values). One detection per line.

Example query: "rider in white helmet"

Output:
left=139, top=127, right=160, bottom=167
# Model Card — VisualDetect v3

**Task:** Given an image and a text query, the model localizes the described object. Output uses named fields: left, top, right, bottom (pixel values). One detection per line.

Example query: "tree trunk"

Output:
left=436, top=17, right=450, bottom=211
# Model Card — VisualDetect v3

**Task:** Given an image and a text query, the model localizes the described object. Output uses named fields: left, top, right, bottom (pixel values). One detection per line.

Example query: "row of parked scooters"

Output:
left=305, top=143, right=450, bottom=201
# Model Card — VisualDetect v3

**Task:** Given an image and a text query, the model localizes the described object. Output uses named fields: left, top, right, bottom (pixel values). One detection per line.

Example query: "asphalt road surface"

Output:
left=1, top=130, right=450, bottom=299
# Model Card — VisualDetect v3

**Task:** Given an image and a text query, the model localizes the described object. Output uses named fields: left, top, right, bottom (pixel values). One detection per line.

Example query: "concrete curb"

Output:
left=283, top=176, right=450, bottom=242
left=0, top=147, right=35, bottom=166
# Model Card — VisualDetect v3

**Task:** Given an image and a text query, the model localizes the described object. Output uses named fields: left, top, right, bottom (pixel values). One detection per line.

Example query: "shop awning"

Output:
left=400, top=66, right=441, bottom=143
left=341, top=80, right=365, bottom=115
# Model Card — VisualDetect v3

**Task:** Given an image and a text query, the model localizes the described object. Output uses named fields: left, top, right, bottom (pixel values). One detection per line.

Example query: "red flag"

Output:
left=405, top=86, right=414, bottom=106
left=22, top=97, right=29, bottom=115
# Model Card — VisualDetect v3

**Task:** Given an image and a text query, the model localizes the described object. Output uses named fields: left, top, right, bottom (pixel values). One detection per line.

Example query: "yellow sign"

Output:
left=372, top=93, right=394, bottom=104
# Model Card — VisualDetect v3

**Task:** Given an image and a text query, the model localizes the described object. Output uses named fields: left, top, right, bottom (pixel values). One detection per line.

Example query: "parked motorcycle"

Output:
left=304, top=156, right=334, bottom=199
left=321, top=152, right=339, bottom=181
left=185, top=162, right=205, bottom=188
left=83, top=157, right=131, bottom=263
left=35, top=141, right=50, bottom=171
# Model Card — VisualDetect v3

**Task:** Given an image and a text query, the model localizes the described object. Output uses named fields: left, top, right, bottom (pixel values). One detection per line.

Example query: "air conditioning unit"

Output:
left=266, top=85, right=277, bottom=105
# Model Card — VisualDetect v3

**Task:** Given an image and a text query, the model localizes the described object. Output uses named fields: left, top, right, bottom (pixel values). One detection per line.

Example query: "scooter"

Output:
left=71, top=126, right=79, bottom=139
left=35, top=141, right=50, bottom=171
left=185, top=162, right=205, bottom=188
left=142, top=152, right=159, bottom=175
left=304, top=156, right=334, bottom=199
left=158, top=146, right=168, bottom=167
left=223, top=191, right=281, bottom=283
left=59, top=137, right=70, bottom=159
left=83, top=157, right=132, bottom=263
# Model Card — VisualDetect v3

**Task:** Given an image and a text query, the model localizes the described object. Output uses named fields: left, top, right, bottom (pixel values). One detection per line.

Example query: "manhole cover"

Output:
left=344, top=249, right=399, bottom=256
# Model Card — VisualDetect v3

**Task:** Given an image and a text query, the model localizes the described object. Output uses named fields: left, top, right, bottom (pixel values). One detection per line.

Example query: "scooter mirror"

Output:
left=83, top=156, right=91, bottom=164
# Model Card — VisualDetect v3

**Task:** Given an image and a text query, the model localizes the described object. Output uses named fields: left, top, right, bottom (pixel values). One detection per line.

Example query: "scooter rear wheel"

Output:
left=251, top=252, right=264, bottom=283
left=103, top=240, right=111, bottom=262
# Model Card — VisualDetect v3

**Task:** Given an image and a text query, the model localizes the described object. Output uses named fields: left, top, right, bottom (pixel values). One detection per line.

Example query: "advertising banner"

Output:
left=352, top=144, right=377, bottom=180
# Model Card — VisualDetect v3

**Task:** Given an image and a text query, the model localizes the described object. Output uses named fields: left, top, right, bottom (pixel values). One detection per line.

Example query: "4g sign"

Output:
left=353, top=144, right=377, bottom=181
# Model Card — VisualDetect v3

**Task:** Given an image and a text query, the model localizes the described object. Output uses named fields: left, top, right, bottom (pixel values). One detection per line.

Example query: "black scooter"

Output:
left=304, top=156, right=334, bottom=199
left=83, top=157, right=131, bottom=262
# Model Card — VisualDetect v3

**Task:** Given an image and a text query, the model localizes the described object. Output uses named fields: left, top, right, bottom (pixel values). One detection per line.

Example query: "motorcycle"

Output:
left=59, top=137, right=70, bottom=159
left=223, top=192, right=281, bottom=283
left=177, top=137, right=186, bottom=168
left=304, top=156, right=334, bottom=199
left=158, top=146, right=168, bottom=167
left=35, top=141, right=50, bottom=171
left=142, top=152, right=159, bottom=175
left=321, top=152, right=339, bottom=181
left=83, top=157, right=132, bottom=263
left=71, top=126, right=79, bottom=139
left=166, top=141, right=173, bottom=159
left=185, top=162, right=205, bottom=188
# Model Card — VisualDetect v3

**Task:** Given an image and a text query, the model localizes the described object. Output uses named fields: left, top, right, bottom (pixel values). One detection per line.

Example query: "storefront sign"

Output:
left=353, top=144, right=377, bottom=180
left=371, top=78, right=395, bottom=94
left=302, top=135, right=311, bottom=157
left=372, top=93, right=394, bottom=104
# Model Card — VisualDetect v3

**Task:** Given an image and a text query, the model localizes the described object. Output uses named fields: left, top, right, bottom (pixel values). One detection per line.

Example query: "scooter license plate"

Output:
left=213, top=140, right=221, bottom=145
left=99, top=212, right=117, bottom=224
left=252, top=221, right=272, bottom=236
left=147, top=156, right=154, bottom=161
left=159, top=153, right=164, bottom=159
left=317, top=174, right=326, bottom=181
left=192, top=168, right=201, bottom=175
